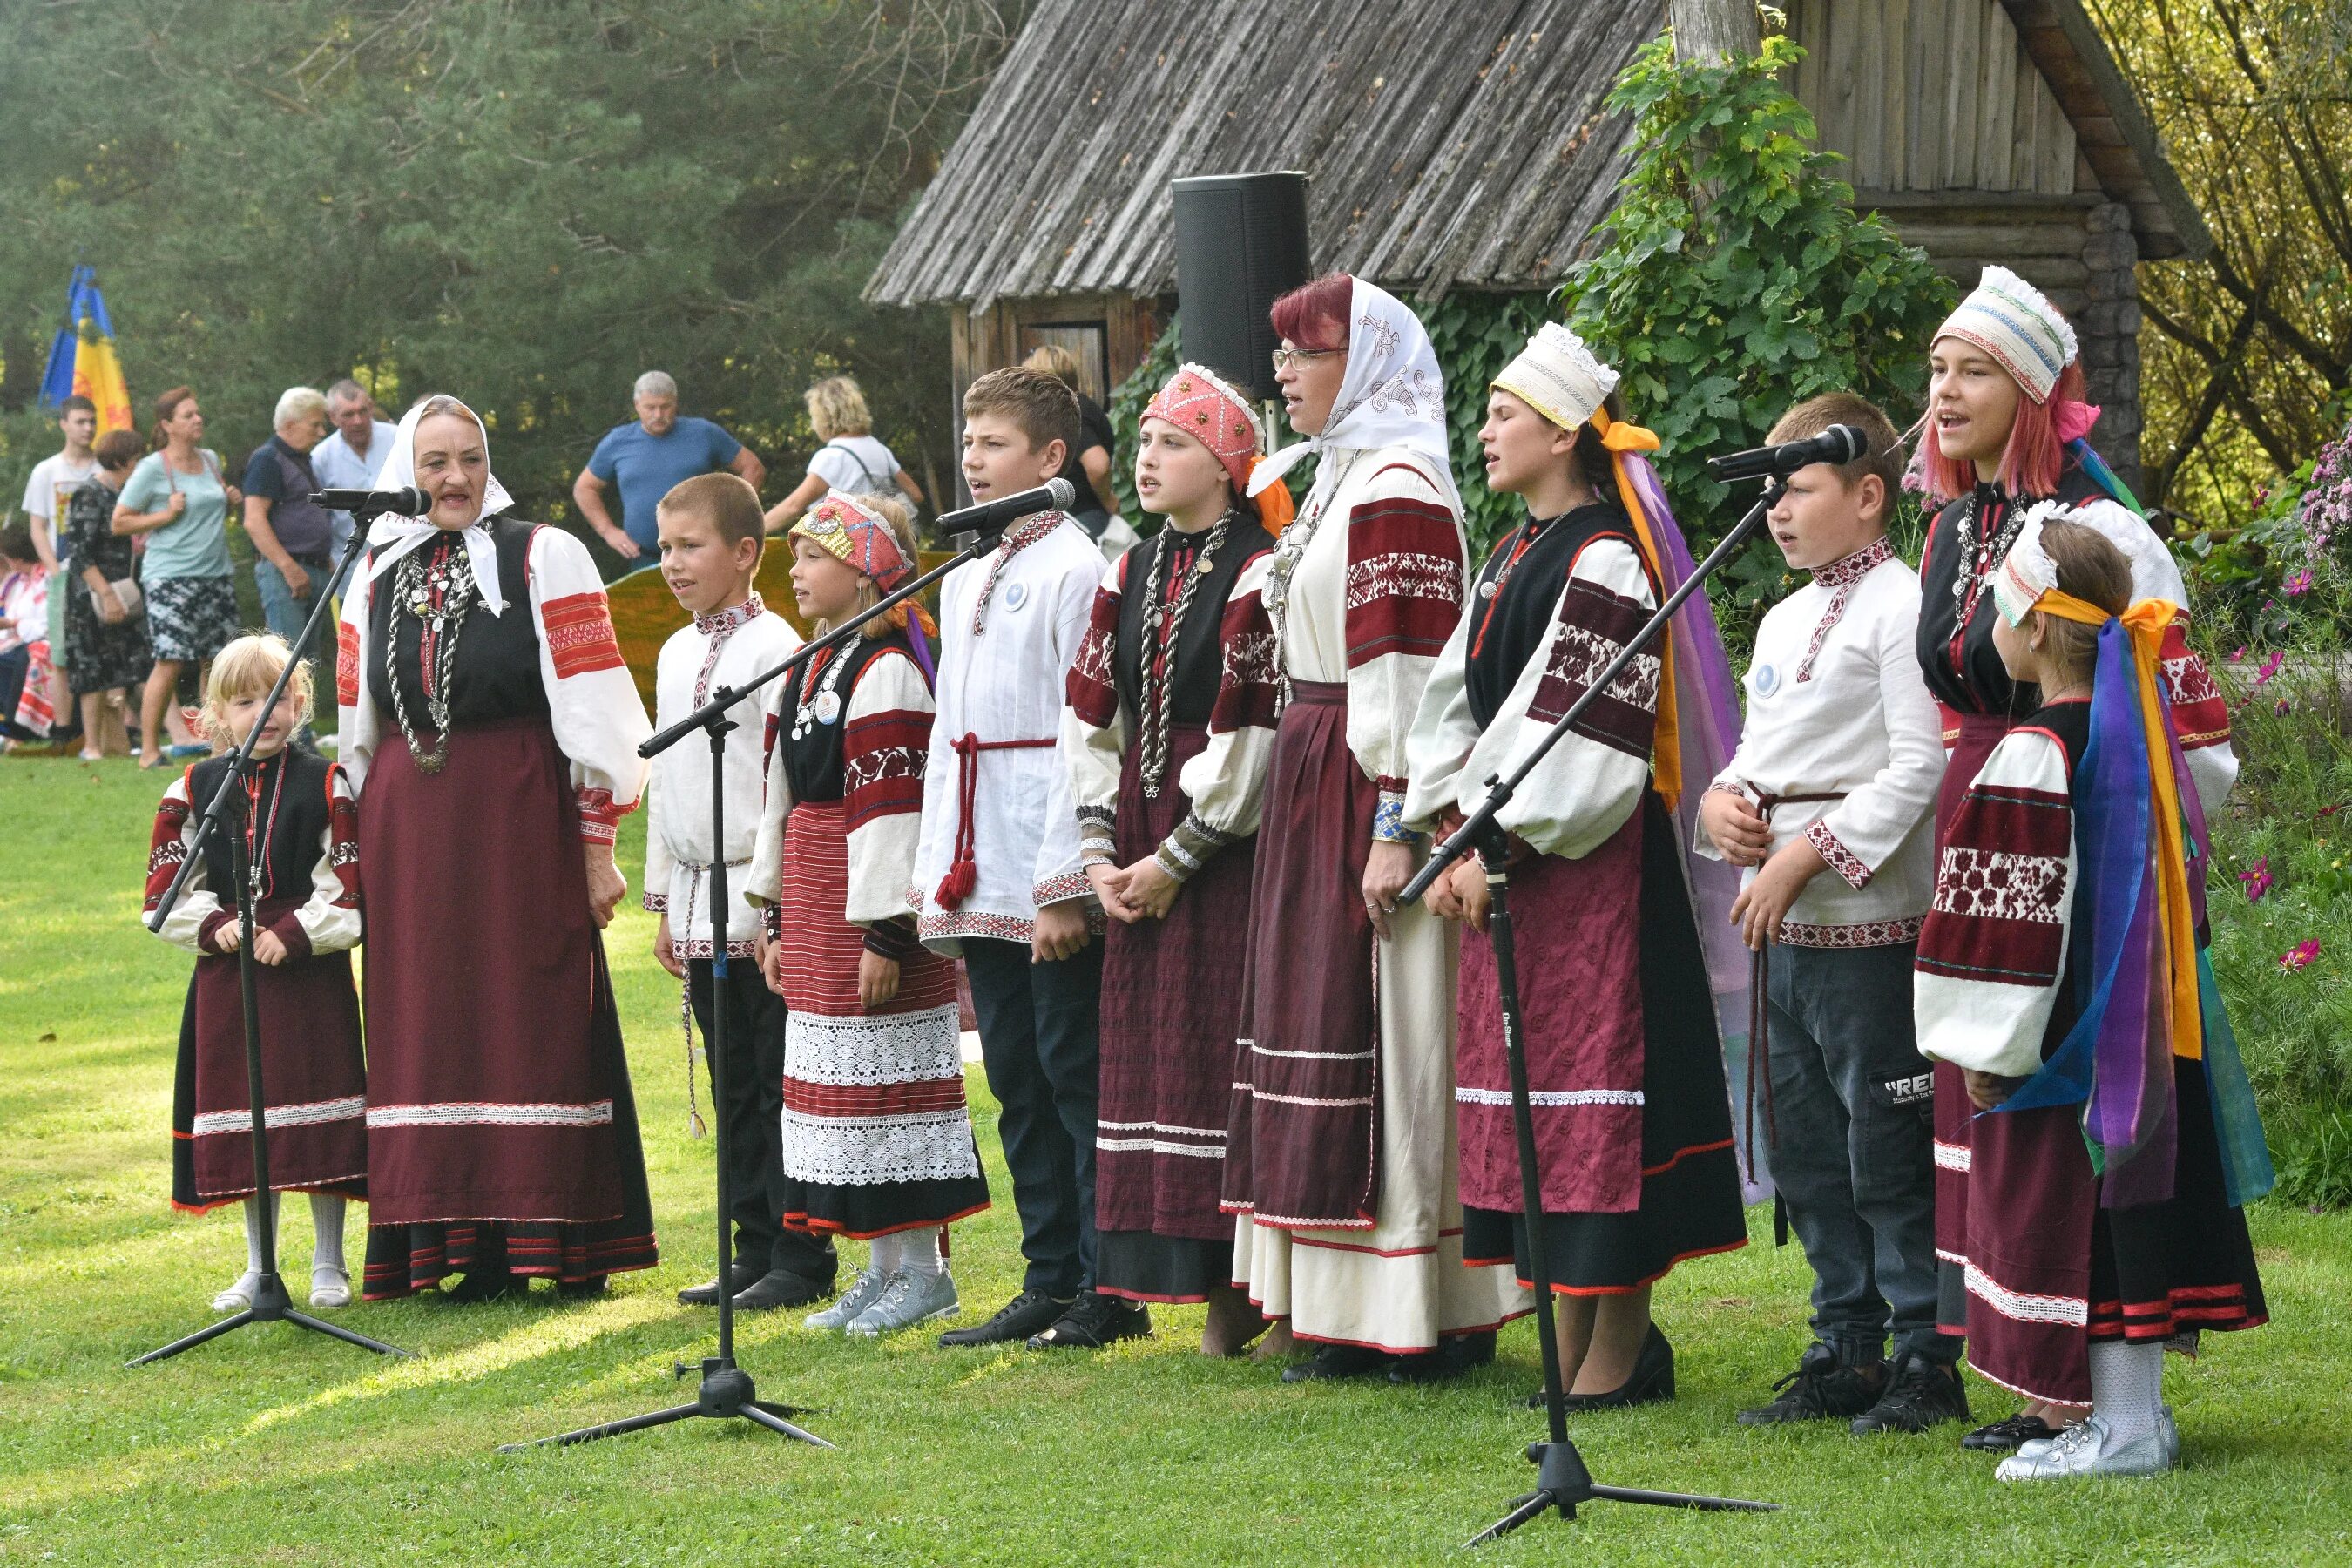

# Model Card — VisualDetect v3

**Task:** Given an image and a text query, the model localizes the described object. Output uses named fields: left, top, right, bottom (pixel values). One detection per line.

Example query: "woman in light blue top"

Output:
left=114, top=385, right=242, bottom=767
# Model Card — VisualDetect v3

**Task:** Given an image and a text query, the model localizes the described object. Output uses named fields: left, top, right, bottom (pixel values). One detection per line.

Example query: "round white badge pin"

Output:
left=1004, top=582, right=1029, bottom=612
left=814, top=691, right=842, bottom=725
left=1753, top=663, right=1781, bottom=698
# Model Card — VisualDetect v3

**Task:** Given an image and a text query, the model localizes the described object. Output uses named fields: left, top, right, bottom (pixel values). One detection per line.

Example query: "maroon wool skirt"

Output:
left=1932, top=713, right=2010, bottom=1312
left=1096, top=725, right=1258, bottom=1303
left=170, top=894, right=368, bottom=1212
left=356, top=718, right=657, bottom=1297
left=1220, top=682, right=1380, bottom=1229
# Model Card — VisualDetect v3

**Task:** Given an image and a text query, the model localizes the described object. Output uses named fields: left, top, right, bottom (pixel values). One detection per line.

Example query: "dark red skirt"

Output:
left=1221, top=682, right=1379, bottom=1229
left=1460, top=792, right=1747, bottom=1294
left=1097, top=724, right=1256, bottom=1303
left=170, top=894, right=368, bottom=1212
left=356, top=718, right=657, bottom=1297
left=1931, top=713, right=2010, bottom=1301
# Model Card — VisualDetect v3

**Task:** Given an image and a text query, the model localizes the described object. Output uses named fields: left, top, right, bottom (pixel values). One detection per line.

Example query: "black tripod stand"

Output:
left=132, top=512, right=409, bottom=1368
left=1399, top=486, right=1786, bottom=1544
left=501, top=493, right=1051, bottom=1452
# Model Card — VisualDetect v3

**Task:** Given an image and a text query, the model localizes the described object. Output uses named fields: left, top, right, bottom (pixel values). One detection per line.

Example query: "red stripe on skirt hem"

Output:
left=781, top=1202, right=989, bottom=1241
left=1512, top=1237, right=1749, bottom=1296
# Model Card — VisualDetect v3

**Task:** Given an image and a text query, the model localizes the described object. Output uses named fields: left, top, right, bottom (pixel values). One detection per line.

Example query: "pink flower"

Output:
left=2240, top=859, right=2273, bottom=902
left=2281, top=940, right=2322, bottom=972
left=2230, top=646, right=2247, bottom=663
left=2254, top=651, right=2286, bottom=688
left=2285, top=570, right=2315, bottom=597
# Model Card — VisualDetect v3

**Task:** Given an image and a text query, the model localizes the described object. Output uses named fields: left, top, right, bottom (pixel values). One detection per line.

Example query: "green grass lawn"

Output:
left=2, top=755, right=2347, bottom=1565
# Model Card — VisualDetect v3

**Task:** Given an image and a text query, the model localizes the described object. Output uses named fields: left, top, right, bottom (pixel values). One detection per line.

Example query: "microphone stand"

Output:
left=132, top=504, right=410, bottom=1367
left=502, top=508, right=1031, bottom=1453
left=1398, top=485, right=1786, bottom=1544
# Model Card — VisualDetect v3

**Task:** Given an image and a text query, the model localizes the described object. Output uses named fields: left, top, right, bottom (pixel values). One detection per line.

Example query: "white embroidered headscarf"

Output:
left=365, top=395, right=520, bottom=616
left=1251, top=276, right=1459, bottom=510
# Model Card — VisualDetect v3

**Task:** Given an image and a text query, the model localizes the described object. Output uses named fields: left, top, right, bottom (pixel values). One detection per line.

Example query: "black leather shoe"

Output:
left=1523, top=1322, right=1676, bottom=1410
left=1027, top=1290, right=1152, bottom=1349
left=442, top=1267, right=528, bottom=1304
left=1281, top=1342, right=1395, bottom=1382
left=1390, top=1330, right=1497, bottom=1384
left=937, top=1288, right=1067, bottom=1348
left=1961, top=1411, right=2059, bottom=1452
left=1737, top=1342, right=1887, bottom=1425
left=733, top=1268, right=833, bottom=1312
left=677, top=1261, right=767, bottom=1306
left=1850, top=1350, right=1970, bottom=1434
left=556, top=1275, right=608, bottom=1301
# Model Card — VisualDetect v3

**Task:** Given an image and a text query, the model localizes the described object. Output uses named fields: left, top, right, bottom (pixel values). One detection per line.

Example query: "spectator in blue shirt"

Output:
left=572, top=371, right=766, bottom=570
left=312, top=379, right=401, bottom=551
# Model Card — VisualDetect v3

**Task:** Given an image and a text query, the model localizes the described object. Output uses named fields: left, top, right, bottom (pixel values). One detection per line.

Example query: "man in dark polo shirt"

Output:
left=240, top=386, right=338, bottom=713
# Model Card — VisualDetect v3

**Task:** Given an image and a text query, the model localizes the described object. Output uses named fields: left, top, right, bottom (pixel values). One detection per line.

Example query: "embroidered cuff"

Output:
left=642, top=890, right=668, bottom=913
left=862, top=915, right=923, bottom=963
left=1707, top=780, right=1758, bottom=808
left=1371, top=793, right=1422, bottom=845
left=576, top=787, right=631, bottom=845
left=1033, top=869, right=1093, bottom=907
left=1154, top=813, right=1236, bottom=884
left=764, top=902, right=781, bottom=943
left=1805, top=818, right=1874, bottom=890
left=268, top=913, right=314, bottom=964
left=1077, top=804, right=1119, bottom=868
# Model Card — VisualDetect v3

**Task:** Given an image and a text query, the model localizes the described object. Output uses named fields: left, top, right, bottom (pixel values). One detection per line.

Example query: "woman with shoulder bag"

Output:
left=113, top=386, right=241, bottom=767
left=63, top=429, right=153, bottom=758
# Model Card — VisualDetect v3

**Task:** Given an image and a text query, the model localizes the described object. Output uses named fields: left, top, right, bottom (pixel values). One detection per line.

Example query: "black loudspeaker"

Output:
left=1172, top=172, right=1311, bottom=403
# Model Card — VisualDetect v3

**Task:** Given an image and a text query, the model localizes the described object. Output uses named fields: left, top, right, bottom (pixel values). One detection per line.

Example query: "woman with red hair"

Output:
left=1913, top=267, right=2238, bottom=1448
left=1219, top=274, right=1527, bottom=1382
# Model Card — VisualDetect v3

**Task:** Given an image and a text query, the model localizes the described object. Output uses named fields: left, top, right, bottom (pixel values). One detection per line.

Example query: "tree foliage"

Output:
left=0, top=0, right=1019, bottom=570
left=1555, top=33, right=1955, bottom=633
left=2085, top=0, right=2352, bottom=528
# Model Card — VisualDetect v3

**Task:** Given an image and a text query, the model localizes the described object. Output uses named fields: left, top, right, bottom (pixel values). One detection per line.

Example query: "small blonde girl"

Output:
left=145, top=634, right=369, bottom=1310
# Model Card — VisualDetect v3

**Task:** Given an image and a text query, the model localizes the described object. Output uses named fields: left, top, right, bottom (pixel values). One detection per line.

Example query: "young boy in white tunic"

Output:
left=645, top=473, right=841, bottom=1313
left=1696, top=395, right=1961, bottom=1434
left=909, top=368, right=1139, bottom=1350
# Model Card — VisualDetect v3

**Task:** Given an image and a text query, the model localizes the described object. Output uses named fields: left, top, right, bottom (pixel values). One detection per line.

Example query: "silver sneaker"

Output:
left=846, top=1268, right=960, bottom=1337
left=802, top=1267, right=889, bottom=1332
left=2160, top=1405, right=2180, bottom=1467
left=1996, top=1415, right=2176, bottom=1481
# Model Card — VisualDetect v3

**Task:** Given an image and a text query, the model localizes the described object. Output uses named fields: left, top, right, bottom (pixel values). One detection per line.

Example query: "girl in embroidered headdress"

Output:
left=1916, top=511, right=2270, bottom=1480
left=1405, top=324, right=1749, bottom=1404
left=1915, top=267, right=2238, bottom=1449
left=147, top=634, right=368, bottom=1312
left=749, top=491, right=990, bottom=1336
left=1059, top=363, right=1287, bottom=1354
left=1220, top=274, right=1527, bottom=1382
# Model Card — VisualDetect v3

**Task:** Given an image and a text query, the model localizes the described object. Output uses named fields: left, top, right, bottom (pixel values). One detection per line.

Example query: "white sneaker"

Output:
left=213, top=1270, right=262, bottom=1313
left=2160, top=1405, right=2180, bottom=1467
left=310, top=1267, right=353, bottom=1308
left=1996, top=1415, right=2176, bottom=1481
left=846, top=1268, right=960, bottom=1337
left=802, top=1267, right=890, bottom=1332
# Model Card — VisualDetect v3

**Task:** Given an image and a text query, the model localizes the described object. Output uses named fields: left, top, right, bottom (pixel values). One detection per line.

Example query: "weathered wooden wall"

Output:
left=943, top=293, right=1165, bottom=501
left=1786, top=0, right=2079, bottom=197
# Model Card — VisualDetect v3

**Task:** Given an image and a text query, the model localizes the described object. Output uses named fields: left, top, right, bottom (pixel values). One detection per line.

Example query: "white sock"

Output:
left=309, top=1193, right=347, bottom=1276
left=241, top=1193, right=280, bottom=1274
left=868, top=1232, right=903, bottom=1274
left=2088, top=1339, right=2164, bottom=1444
left=899, top=1228, right=944, bottom=1280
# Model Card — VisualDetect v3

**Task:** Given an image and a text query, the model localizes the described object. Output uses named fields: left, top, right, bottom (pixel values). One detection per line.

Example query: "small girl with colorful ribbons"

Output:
left=1915, top=508, right=2273, bottom=1481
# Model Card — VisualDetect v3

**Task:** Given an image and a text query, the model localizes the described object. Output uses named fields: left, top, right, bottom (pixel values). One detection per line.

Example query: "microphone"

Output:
left=1705, top=425, right=1871, bottom=483
left=311, top=487, right=432, bottom=517
left=933, top=477, right=1078, bottom=538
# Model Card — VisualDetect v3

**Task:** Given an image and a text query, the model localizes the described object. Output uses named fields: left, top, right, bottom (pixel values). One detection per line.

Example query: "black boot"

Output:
left=1850, top=1349, right=1970, bottom=1434
left=937, top=1288, right=1066, bottom=1348
left=1027, top=1290, right=1152, bottom=1349
left=733, top=1268, right=833, bottom=1312
left=677, top=1260, right=767, bottom=1306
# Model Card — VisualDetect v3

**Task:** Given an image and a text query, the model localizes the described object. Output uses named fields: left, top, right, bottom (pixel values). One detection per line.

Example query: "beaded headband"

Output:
left=1141, top=362, right=1265, bottom=493
left=792, top=491, right=913, bottom=591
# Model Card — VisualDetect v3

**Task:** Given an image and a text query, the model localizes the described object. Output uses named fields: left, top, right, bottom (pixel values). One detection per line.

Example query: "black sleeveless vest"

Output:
left=781, top=630, right=921, bottom=804
left=1112, top=518, right=1276, bottom=727
left=365, top=516, right=548, bottom=728
left=189, top=747, right=333, bottom=906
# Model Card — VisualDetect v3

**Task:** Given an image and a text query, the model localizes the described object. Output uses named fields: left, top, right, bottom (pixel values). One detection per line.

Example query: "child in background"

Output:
left=644, top=473, right=841, bottom=1312
left=0, top=524, right=49, bottom=745
left=1697, top=395, right=1957, bottom=1434
left=144, top=634, right=368, bottom=1310
left=749, top=490, right=989, bottom=1335
left=1917, top=511, right=2271, bottom=1480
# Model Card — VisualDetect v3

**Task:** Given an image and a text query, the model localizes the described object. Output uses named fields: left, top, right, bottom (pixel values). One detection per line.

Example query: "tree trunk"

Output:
left=1670, top=0, right=1761, bottom=62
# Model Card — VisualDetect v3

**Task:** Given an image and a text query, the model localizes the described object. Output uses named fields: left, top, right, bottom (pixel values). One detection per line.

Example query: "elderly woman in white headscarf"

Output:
left=336, top=395, right=659, bottom=1302
left=1220, top=274, right=1528, bottom=1382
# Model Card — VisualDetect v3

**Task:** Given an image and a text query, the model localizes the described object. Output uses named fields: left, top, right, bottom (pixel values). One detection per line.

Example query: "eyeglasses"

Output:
left=1270, top=347, right=1344, bottom=374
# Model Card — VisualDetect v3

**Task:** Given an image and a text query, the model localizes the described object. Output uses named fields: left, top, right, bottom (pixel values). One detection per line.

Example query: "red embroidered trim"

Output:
left=541, top=590, right=625, bottom=679
left=1067, top=583, right=1121, bottom=728
left=1778, top=916, right=1922, bottom=949
left=1794, top=537, right=1892, bottom=684
left=1805, top=817, right=1874, bottom=890
left=335, top=620, right=360, bottom=707
left=576, top=786, right=631, bottom=843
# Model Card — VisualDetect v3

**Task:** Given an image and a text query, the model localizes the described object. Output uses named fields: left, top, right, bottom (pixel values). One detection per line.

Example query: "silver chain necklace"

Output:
left=1135, top=513, right=1230, bottom=798
left=384, top=540, right=475, bottom=774
left=1262, top=450, right=1361, bottom=706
